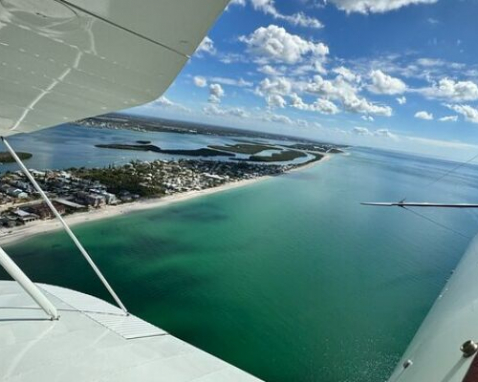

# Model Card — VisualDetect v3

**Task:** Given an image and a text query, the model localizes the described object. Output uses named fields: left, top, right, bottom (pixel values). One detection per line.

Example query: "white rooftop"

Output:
left=0, top=281, right=262, bottom=382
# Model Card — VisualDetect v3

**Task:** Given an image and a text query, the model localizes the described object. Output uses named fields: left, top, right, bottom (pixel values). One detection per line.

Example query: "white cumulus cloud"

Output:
left=351, top=126, right=397, bottom=139
left=210, top=77, right=253, bottom=88
left=242, top=0, right=324, bottom=28
left=156, top=96, right=173, bottom=107
left=256, top=77, right=296, bottom=108
left=445, top=104, right=478, bottom=123
left=343, top=94, right=392, bottom=116
left=152, top=97, right=190, bottom=112
left=421, top=78, right=478, bottom=102
left=193, top=76, right=207, bottom=88
left=396, top=96, right=407, bottom=105
left=352, top=126, right=372, bottom=136
left=258, top=65, right=284, bottom=76
left=368, top=70, right=407, bottom=95
left=332, top=66, right=361, bottom=83
left=290, top=93, right=340, bottom=114
left=228, top=0, right=246, bottom=7
left=311, top=98, right=340, bottom=114
left=240, top=25, right=329, bottom=65
left=257, top=77, right=293, bottom=97
left=203, top=104, right=249, bottom=118
left=328, top=0, right=438, bottom=14
left=267, top=94, right=288, bottom=108
left=439, top=115, right=458, bottom=122
left=196, top=36, right=216, bottom=56
left=262, top=112, right=293, bottom=125
left=305, top=75, right=358, bottom=102
left=415, top=110, right=434, bottom=120
left=209, top=83, right=225, bottom=103
left=305, top=74, right=392, bottom=116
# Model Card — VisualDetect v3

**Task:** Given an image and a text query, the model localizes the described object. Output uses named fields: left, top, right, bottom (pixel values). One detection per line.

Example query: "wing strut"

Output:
left=1, top=137, right=128, bottom=316
left=0, top=244, right=59, bottom=320
left=361, top=202, right=478, bottom=208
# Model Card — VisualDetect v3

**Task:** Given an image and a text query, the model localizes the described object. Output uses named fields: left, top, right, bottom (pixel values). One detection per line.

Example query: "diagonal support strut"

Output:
left=0, top=244, right=59, bottom=320
left=2, top=137, right=128, bottom=315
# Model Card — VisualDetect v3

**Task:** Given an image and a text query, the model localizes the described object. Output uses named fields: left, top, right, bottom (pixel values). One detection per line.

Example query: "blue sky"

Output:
left=130, top=0, right=478, bottom=160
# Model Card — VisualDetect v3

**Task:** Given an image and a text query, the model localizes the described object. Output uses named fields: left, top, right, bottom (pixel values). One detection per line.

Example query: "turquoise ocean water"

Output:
left=2, top=128, right=478, bottom=381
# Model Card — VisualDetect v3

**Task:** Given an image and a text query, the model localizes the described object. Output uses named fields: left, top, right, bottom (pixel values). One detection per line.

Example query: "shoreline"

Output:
left=0, top=155, right=330, bottom=246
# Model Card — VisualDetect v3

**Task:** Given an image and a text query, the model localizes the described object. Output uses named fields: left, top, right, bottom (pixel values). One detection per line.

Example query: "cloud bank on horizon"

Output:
left=131, top=0, right=478, bottom=160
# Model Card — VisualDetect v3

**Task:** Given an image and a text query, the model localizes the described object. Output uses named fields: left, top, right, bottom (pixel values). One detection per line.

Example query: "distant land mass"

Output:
left=95, top=144, right=235, bottom=157
left=76, top=113, right=347, bottom=151
left=209, top=143, right=278, bottom=155
left=0, top=152, right=32, bottom=163
left=95, top=141, right=328, bottom=163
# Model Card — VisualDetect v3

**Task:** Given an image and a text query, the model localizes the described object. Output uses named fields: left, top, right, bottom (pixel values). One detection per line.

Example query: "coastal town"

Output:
left=0, top=159, right=295, bottom=230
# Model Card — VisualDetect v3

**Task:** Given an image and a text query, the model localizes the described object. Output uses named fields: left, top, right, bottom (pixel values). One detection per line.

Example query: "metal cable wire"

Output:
left=400, top=152, right=478, bottom=205
left=403, top=206, right=471, bottom=240
left=425, top=152, right=478, bottom=189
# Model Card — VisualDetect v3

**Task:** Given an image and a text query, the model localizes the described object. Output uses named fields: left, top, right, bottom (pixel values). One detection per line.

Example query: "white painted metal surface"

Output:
left=388, top=234, right=478, bottom=381
left=0, top=281, right=262, bottom=382
left=40, top=284, right=165, bottom=339
left=0, top=0, right=228, bottom=136
left=58, top=0, right=229, bottom=57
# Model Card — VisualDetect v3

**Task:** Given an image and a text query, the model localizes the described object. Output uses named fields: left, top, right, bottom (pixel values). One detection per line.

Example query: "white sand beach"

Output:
left=0, top=155, right=329, bottom=246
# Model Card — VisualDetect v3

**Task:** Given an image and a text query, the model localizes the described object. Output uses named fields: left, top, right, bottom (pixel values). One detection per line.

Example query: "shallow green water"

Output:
left=3, top=148, right=478, bottom=381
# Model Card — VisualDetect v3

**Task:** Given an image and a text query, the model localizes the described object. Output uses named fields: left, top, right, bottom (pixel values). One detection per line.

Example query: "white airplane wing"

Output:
left=0, top=281, right=261, bottom=382
left=388, top=234, right=478, bottom=381
left=0, top=0, right=228, bottom=136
